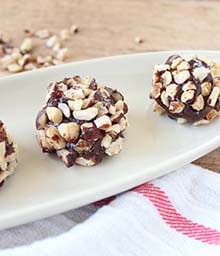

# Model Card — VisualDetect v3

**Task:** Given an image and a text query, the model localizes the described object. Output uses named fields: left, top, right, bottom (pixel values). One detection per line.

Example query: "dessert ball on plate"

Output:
left=150, top=54, right=220, bottom=125
left=36, top=76, right=128, bottom=167
left=0, top=120, right=18, bottom=185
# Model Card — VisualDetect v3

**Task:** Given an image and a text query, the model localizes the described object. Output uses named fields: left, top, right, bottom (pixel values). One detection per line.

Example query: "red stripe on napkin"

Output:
left=134, top=183, right=220, bottom=245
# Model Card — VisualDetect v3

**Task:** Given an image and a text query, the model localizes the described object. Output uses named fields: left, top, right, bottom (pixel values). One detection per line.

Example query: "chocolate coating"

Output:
left=0, top=120, right=18, bottom=184
left=150, top=54, right=220, bottom=124
left=36, top=76, right=129, bottom=167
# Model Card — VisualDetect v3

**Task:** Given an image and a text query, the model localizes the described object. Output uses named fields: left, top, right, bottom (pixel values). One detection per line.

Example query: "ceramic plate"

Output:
left=0, top=50, right=220, bottom=229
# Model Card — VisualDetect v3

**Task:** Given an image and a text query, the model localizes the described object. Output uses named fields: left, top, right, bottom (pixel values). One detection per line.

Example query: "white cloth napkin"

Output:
left=0, top=164, right=220, bottom=256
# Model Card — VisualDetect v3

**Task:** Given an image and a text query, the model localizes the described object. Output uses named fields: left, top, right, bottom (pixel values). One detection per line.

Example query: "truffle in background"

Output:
left=150, top=54, right=220, bottom=125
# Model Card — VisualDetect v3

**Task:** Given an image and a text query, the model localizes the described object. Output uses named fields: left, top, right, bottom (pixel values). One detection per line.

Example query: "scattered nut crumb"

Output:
left=0, top=33, right=10, bottom=44
left=24, top=29, right=34, bottom=37
left=46, top=35, right=58, bottom=48
left=52, top=59, right=63, bottom=65
left=60, top=29, right=70, bottom=40
left=56, top=48, right=68, bottom=61
left=7, top=63, right=22, bottom=73
left=0, top=33, right=12, bottom=56
left=135, top=36, right=144, bottom=44
left=18, top=54, right=31, bottom=67
left=70, top=25, right=79, bottom=34
left=0, top=55, right=14, bottom=69
left=0, top=45, right=4, bottom=56
left=52, top=42, right=61, bottom=52
left=20, top=38, right=32, bottom=53
left=35, top=29, right=50, bottom=39
left=24, top=62, right=37, bottom=71
left=0, top=25, right=79, bottom=74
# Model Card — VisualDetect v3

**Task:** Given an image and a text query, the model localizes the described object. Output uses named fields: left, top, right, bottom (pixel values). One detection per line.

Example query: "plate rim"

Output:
left=1, top=50, right=220, bottom=229
left=1, top=49, right=220, bottom=81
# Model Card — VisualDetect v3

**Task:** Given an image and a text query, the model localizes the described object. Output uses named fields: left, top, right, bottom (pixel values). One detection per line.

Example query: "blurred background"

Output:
left=1, top=0, right=220, bottom=171
left=1, top=0, right=219, bottom=61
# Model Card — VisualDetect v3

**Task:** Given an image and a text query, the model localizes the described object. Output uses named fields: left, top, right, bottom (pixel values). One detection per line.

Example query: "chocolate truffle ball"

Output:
left=150, top=54, right=220, bottom=125
left=0, top=120, right=18, bottom=185
left=36, top=76, right=128, bottom=167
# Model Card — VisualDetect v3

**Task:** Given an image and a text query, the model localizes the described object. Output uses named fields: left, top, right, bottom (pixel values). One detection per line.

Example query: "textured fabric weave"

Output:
left=0, top=164, right=220, bottom=256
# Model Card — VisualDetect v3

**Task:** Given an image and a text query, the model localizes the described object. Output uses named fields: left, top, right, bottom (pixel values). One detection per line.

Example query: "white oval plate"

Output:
left=0, top=50, right=220, bottom=229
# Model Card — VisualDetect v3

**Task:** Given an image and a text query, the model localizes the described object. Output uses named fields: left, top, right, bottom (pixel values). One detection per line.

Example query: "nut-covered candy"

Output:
left=36, top=76, right=128, bottom=167
left=0, top=121, right=18, bottom=185
left=150, top=54, right=220, bottom=125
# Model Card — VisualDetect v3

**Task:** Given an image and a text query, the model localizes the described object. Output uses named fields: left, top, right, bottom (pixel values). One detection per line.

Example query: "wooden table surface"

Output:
left=0, top=0, right=220, bottom=171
